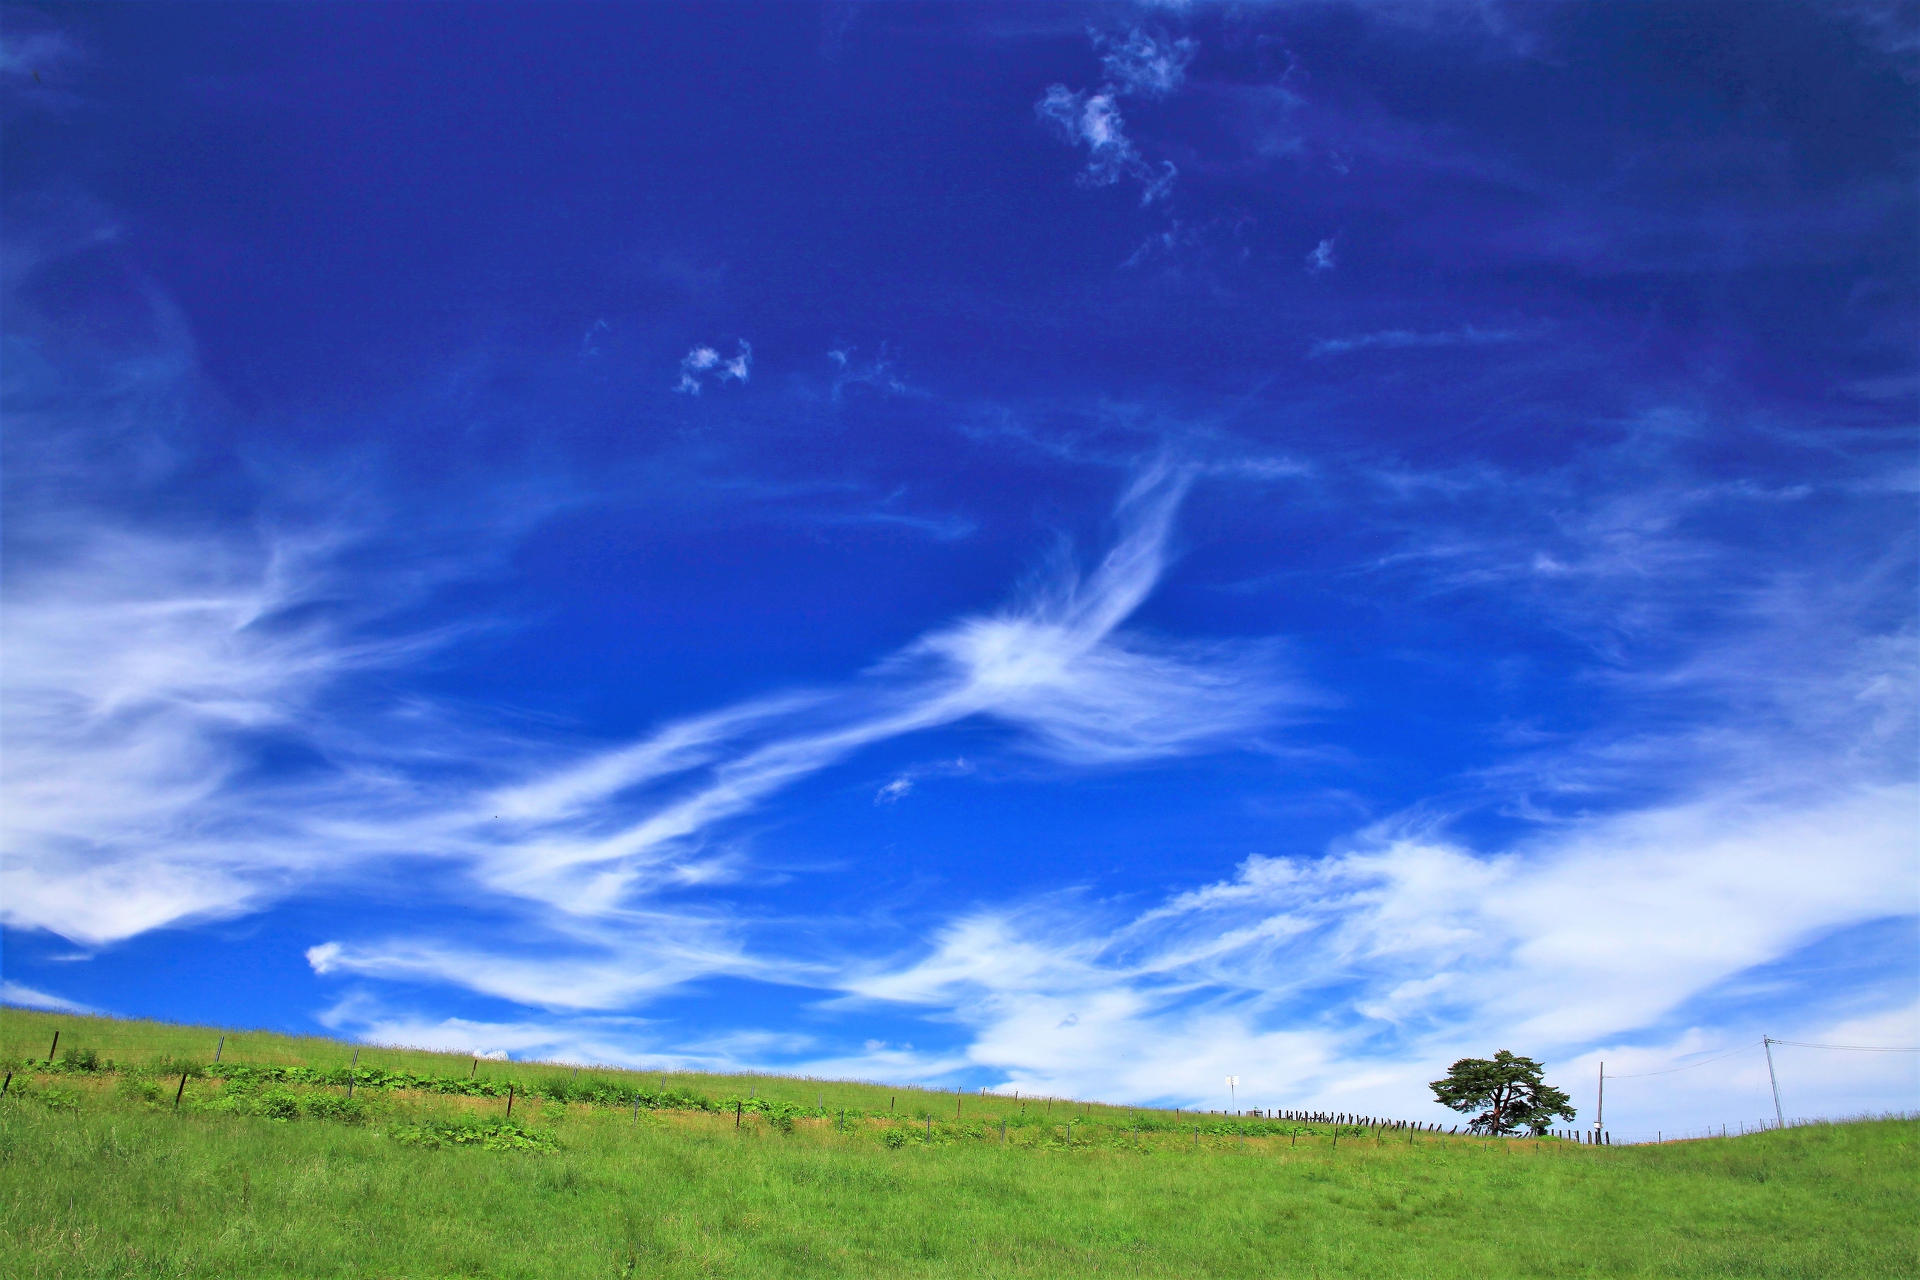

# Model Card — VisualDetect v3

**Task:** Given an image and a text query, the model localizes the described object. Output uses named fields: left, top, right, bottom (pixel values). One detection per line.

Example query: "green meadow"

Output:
left=2, top=1008, right=1914, bottom=1279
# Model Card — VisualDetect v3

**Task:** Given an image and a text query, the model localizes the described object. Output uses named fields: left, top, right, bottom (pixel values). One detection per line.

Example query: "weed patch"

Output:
left=386, top=1117, right=559, bottom=1153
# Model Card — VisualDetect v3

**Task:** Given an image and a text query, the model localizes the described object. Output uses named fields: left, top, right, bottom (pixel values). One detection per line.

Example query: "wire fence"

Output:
left=1612, top=1111, right=1920, bottom=1146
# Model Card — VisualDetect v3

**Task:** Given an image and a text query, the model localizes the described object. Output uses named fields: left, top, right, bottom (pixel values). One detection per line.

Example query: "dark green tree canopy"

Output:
left=1429, top=1050, right=1576, bottom=1135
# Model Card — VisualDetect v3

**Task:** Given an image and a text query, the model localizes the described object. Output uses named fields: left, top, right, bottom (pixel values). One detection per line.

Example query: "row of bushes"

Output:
left=7, top=1050, right=723, bottom=1110
left=10, top=1049, right=1376, bottom=1141
left=2, top=1070, right=1388, bottom=1163
left=386, top=1118, right=558, bottom=1153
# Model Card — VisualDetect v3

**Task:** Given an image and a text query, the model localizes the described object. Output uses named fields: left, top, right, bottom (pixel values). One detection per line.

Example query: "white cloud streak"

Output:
left=6, top=402, right=1298, bottom=1007
left=1308, top=325, right=1527, bottom=357
left=1096, top=28, right=1197, bottom=100
left=674, top=340, right=752, bottom=393
left=0, top=518, right=459, bottom=944
left=1, top=981, right=100, bottom=1015
left=834, top=780, right=1915, bottom=1127
left=1037, top=28, right=1193, bottom=204
left=827, top=346, right=908, bottom=400
left=304, top=459, right=1299, bottom=985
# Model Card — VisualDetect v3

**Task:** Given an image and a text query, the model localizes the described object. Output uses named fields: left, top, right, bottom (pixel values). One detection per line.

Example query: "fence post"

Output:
left=174, top=1072, right=188, bottom=1109
left=506, top=1084, right=514, bottom=1118
left=46, top=1030, right=59, bottom=1062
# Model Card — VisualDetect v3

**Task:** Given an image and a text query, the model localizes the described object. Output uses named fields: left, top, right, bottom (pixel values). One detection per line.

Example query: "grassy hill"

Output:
left=2, top=1007, right=1914, bottom=1279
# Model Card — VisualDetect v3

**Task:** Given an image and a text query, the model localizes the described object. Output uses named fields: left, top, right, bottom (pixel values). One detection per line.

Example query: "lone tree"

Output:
left=1430, top=1050, right=1576, bottom=1135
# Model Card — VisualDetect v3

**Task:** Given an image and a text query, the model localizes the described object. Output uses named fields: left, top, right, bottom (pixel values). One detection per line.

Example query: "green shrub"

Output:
left=38, top=1085, right=82, bottom=1112
left=58, top=1047, right=101, bottom=1072
left=116, top=1075, right=162, bottom=1105
left=256, top=1089, right=302, bottom=1120
left=297, top=1092, right=366, bottom=1123
left=386, top=1118, right=558, bottom=1153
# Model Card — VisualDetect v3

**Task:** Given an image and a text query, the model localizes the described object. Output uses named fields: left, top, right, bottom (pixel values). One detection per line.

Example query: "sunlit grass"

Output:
left=3, top=1008, right=1915, bottom=1278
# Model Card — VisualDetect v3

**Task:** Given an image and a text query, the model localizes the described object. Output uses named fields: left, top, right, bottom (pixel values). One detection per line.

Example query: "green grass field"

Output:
left=2, top=1007, right=1914, bottom=1279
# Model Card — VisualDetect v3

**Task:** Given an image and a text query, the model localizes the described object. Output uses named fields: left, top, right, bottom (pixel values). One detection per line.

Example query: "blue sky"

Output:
left=2, top=1, right=1914, bottom=1136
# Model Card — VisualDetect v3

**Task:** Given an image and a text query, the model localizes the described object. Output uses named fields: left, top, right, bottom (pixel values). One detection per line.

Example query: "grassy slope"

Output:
left=3, top=1009, right=1915, bottom=1279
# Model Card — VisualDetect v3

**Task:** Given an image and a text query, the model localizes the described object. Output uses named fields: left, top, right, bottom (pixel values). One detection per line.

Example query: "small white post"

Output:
left=1592, top=1061, right=1603, bottom=1139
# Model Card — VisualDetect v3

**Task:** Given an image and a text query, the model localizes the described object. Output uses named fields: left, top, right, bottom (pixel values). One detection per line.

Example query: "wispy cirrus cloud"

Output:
left=828, top=345, right=908, bottom=400
left=1037, top=27, right=1195, bottom=205
left=3, top=212, right=1298, bottom=981
left=835, top=776, right=1914, bottom=1124
left=5, top=283, right=1300, bottom=981
left=1095, top=27, right=1196, bottom=100
left=0, top=230, right=561, bottom=947
left=306, top=458, right=1302, bottom=996
left=1037, top=85, right=1175, bottom=202
left=674, top=340, right=752, bottom=393
left=1308, top=324, right=1528, bottom=357
left=873, top=757, right=974, bottom=805
left=1, top=981, right=100, bottom=1015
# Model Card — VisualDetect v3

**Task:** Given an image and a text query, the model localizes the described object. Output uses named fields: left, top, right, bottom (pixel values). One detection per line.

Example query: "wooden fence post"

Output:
left=174, top=1073, right=188, bottom=1110
left=506, top=1084, right=515, bottom=1118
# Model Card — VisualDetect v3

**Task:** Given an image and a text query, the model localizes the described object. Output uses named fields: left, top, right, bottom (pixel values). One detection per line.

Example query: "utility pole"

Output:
left=1225, top=1076, right=1238, bottom=1111
left=1763, top=1037, right=1784, bottom=1130
left=1592, top=1062, right=1603, bottom=1140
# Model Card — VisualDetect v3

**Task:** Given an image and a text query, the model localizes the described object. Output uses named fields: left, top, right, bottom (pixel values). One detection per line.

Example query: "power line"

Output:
left=1604, top=1041, right=1760, bottom=1078
left=1602, top=1036, right=1918, bottom=1081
